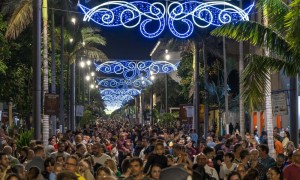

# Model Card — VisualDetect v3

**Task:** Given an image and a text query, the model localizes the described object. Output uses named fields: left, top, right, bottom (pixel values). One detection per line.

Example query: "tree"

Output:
left=211, top=0, right=299, bottom=155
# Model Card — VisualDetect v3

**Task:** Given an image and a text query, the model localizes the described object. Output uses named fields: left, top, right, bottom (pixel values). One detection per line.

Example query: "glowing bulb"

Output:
left=87, top=60, right=91, bottom=66
left=95, top=85, right=99, bottom=88
left=69, top=38, right=74, bottom=43
left=82, top=41, right=86, bottom=46
left=86, top=75, right=91, bottom=81
left=90, top=84, right=95, bottom=89
left=71, top=17, right=76, bottom=25
left=165, top=54, right=170, bottom=61
left=150, top=75, right=155, bottom=81
left=91, top=72, right=95, bottom=77
left=80, top=61, right=85, bottom=68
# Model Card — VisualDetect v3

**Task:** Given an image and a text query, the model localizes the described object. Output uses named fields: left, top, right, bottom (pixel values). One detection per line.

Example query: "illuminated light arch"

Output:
left=100, top=88, right=141, bottom=96
left=97, top=78, right=153, bottom=88
left=94, top=60, right=179, bottom=80
left=78, top=1, right=254, bottom=38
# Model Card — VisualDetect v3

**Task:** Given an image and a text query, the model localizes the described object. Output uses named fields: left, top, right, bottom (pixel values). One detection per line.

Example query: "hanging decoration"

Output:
left=78, top=1, right=254, bottom=38
left=97, top=78, right=153, bottom=88
left=100, top=88, right=141, bottom=96
left=95, top=60, right=179, bottom=80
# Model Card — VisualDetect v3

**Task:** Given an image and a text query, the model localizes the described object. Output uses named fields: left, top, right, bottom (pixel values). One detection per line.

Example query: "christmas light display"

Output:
left=100, top=88, right=141, bottom=96
left=97, top=78, right=153, bottom=88
left=78, top=1, right=254, bottom=38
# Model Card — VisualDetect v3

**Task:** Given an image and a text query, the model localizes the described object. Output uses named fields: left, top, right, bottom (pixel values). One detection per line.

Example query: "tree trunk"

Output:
left=239, top=0, right=245, bottom=139
left=50, top=9, right=56, bottom=136
left=42, top=0, right=49, bottom=147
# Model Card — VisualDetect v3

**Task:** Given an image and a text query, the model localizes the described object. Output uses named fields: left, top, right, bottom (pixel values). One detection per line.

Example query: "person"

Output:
left=249, top=149, right=267, bottom=180
left=258, top=144, right=275, bottom=169
left=124, top=157, right=151, bottom=180
left=2, top=145, right=20, bottom=166
left=276, top=153, right=285, bottom=171
left=283, top=149, right=300, bottom=180
left=147, top=164, right=161, bottom=180
left=5, top=173, right=22, bottom=180
left=207, top=136, right=216, bottom=148
left=96, top=167, right=112, bottom=180
left=240, top=150, right=250, bottom=169
left=25, top=166, right=42, bottom=180
left=143, top=142, right=168, bottom=173
left=92, top=143, right=111, bottom=167
left=78, top=158, right=94, bottom=180
left=50, top=141, right=70, bottom=160
left=219, top=152, right=237, bottom=180
left=119, top=159, right=131, bottom=179
left=227, top=171, right=242, bottom=180
left=274, top=136, right=283, bottom=155
left=236, top=163, right=247, bottom=179
left=282, top=131, right=290, bottom=151
left=0, top=152, right=10, bottom=180
left=105, top=158, right=120, bottom=177
left=233, top=144, right=243, bottom=164
left=25, top=145, right=45, bottom=172
left=267, top=166, right=282, bottom=180
left=49, top=162, right=63, bottom=180
left=65, top=155, right=85, bottom=180
left=243, top=168, right=259, bottom=180
left=195, top=153, right=219, bottom=180
left=117, top=133, right=131, bottom=169
left=10, top=164, right=26, bottom=180
left=273, top=127, right=283, bottom=142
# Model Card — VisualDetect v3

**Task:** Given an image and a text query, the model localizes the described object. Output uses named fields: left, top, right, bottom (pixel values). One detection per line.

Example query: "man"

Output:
left=236, top=163, right=247, bottom=179
left=283, top=149, right=300, bottom=180
left=195, top=153, right=219, bottom=180
left=25, top=145, right=45, bottom=171
left=240, top=149, right=250, bottom=169
left=233, top=143, right=243, bottom=164
left=258, top=144, right=275, bottom=169
left=206, top=136, right=216, bottom=148
left=50, top=141, right=70, bottom=160
left=92, top=143, right=111, bottom=166
left=124, top=157, right=151, bottom=180
left=65, top=155, right=85, bottom=180
left=0, top=152, right=10, bottom=180
left=249, top=149, right=267, bottom=180
left=2, top=145, right=20, bottom=166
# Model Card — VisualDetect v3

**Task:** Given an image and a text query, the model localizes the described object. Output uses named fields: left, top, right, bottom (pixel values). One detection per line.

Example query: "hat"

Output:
left=160, top=165, right=192, bottom=180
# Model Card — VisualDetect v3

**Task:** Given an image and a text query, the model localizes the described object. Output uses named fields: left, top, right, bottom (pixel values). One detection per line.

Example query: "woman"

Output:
left=282, top=131, right=290, bottom=150
left=104, top=159, right=120, bottom=177
left=78, top=158, right=94, bottom=180
left=267, top=167, right=282, bottom=180
left=96, top=167, right=112, bottom=180
left=220, top=152, right=237, bottom=180
left=243, top=168, right=259, bottom=180
left=10, top=164, right=26, bottom=180
left=284, top=141, right=295, bottom=156
left=5, top=173, right=21, bottom=180
left=147, top=164, right=161, bottom=180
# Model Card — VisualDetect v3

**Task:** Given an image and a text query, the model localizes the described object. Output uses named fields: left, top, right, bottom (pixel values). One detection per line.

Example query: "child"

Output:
left=143, top=142, right=168, bottom=173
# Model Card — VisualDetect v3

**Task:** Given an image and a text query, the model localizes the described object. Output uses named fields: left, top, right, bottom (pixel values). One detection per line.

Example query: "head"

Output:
left=76, top=143, right=86, bottom=155
left=92, top=143, right=106, bottom=156
left=149, top=164, right=162, bottom=180
left=0, top=152, right=10, bottom=168
left=284, top=131, right=290, bottom=139
left=3, top=145, right=13, bottom=155
left=121, top=158, right=131, bottom=175
left=166, top=155, right=175, bottom=166
left=224, top=152, right=235, bottom=163
left=28, top=150, right=35, bottom=160
left=243, top=168, right=258, bottom=180
left=233, top=143, right=243, bottom=158
left=65, top=156, right=79, bottom=172
left=5, top=173, right=21, bottom=180
left=258, top=144, right=269, bottom=158
left=276, top=153, right=285, bottom=167
left=202, top=146, right=215, bottom=159
left=267, top=166, right=281, bottom=180
left=250, top=149, right=259, bottom=161
left=172, top=144, right=185, bottom=157
left=240, top=150, right=250, bottom=163
left=96, top=166, right=112, bottom=180
left=57, top=142, right=66, bottom=153
left=56, top=171, right=78, bottom=180
left=26, top=166, right=41, bottom=180
left=236, top=163, right=247, bottom=179
left=196, top=153, right=207, bottom=166
left=44, top=157, right=55, bottom=173
left=56, top=155, right=65, bottom=164
left=129, top=158, right=144, bottom=177
left=104, top=159, right=117, bottom=172
left=54, top=162, right=63, bottom=174
left=154, top=142, right=164, bottom=155
left=79, top=158, right=92, bottom=173
left=228, top=171, right=242, bottom=180
left=11, top=164, right=26, bottom=179
left=292, top=149, right=300, bottom=165
left=33, top=145, right=45, bottom=158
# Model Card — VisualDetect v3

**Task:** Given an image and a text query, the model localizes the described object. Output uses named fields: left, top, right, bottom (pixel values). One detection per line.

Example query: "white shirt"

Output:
left=204, top=164, right=219, bottom=180
left=93, top=153, right=111, bottom=166
left=219, top=162, right=237, bottom=180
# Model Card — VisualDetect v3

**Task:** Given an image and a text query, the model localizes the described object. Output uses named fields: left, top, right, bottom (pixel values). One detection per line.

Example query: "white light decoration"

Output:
left=78, top=1, right=254, bottom=38
left=87, top=60, right=91, bottom=66
left=69, top=38, right=74, bottom=43
left=90, top=84, right=95, bottom=89
left=71, top=17, right=76, bottom=24
left=86, top=75, right=91, bottom=81
left=97, top=78, right=153, bottom=88
left=80, top=61, right=85, bottom=68
left=91, top=72, right=95, bottom=77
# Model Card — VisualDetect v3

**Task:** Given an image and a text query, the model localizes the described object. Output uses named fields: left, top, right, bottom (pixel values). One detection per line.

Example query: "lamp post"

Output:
left=70, top=18, right=76, bottom=131
left=150, top=73, right=155, bottom=125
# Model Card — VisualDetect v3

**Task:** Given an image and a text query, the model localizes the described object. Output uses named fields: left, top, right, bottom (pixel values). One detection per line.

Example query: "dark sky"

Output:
left=100, top=27, right=158, bottom=60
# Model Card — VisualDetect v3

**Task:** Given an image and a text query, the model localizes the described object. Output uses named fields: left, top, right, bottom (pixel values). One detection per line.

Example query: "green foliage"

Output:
left=80, top=110, right=96, bottom=126
left=16, top=129, right=33, bottom=150
left=157, top=113, right=177, bottom=128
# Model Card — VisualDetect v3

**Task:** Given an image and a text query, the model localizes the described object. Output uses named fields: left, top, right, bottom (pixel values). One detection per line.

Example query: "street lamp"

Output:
left=71, top=17, right=76, bottom=25
left=164, top=50, right=169, bottom=113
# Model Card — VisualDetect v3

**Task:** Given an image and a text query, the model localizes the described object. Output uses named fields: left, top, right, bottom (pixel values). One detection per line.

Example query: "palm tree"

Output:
left=211, top=0, right=300, bottom=155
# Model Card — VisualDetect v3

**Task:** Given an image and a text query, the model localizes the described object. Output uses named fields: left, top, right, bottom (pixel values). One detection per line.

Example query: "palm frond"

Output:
left=257, top=0, right=289, bottom=34
left=77, top=46, right=108, bottom=61
left=211, top=21, right=292, bottom=60
left=81, top=27, right=106, bottom=46
left=242, top=54, right=299, bottom=110
left=5, top=0, right=32, bottom=39
left=285, top=0, right=300, bottom=53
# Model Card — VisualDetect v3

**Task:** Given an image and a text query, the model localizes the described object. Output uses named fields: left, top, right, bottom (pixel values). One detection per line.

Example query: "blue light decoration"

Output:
left=100, top=88, right=141, bottom=96
left=95, top=60, right=179, bottom=80
left=78, top=1, right=254, bottom=38
left=102, top=94, right=135, bottom=112
left=97, top=78, right=153, bottom=89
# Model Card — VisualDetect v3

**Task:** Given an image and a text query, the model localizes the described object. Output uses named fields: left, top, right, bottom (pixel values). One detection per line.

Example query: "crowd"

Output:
left=0, top=119, right=299, bottom=180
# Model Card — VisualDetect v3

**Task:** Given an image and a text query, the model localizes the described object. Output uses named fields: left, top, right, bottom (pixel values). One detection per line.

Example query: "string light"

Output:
left=78, top=1, right=254, bottom=38
left=97, top=78, right=153, bottom=88
left=100, top=88, right=141, bottom=96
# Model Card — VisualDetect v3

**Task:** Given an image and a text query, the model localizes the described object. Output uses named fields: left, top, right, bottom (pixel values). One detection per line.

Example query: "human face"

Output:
left=167, top=157, right=174, bottom=166
left=78, top=146, right=86, bottom=155
left=276, top=157, right=285, bottom=167
left=130, top=161, right=143, bottom=177
left=155, top=145, right=164, bottom=155
left=229, top=175, right=241, bottom=180
left=58, top=144, right=65, bottom=153
left=97, top=170, right=109, bottom=180
left=0, top=155, right=10, bottom=168
left=236, top=165, right=246, bottom=178
left=293, top=150, right=300, bottom=164
left=196, top=155, right=207, bottom=166
left=224, top=155, right=232, bottom=163
left=65, top=158, right=78, bottom=172
left=92, top=144, right=100, bottom=156
left=250, top=150, right=259, bottom=161
left=18, top=166, right=26, bottom=179
left=150, top=166, right=161, bottom=180
left=78, top=161, right=88, bottom=172
left=267, top=169, right=280, bottom=180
